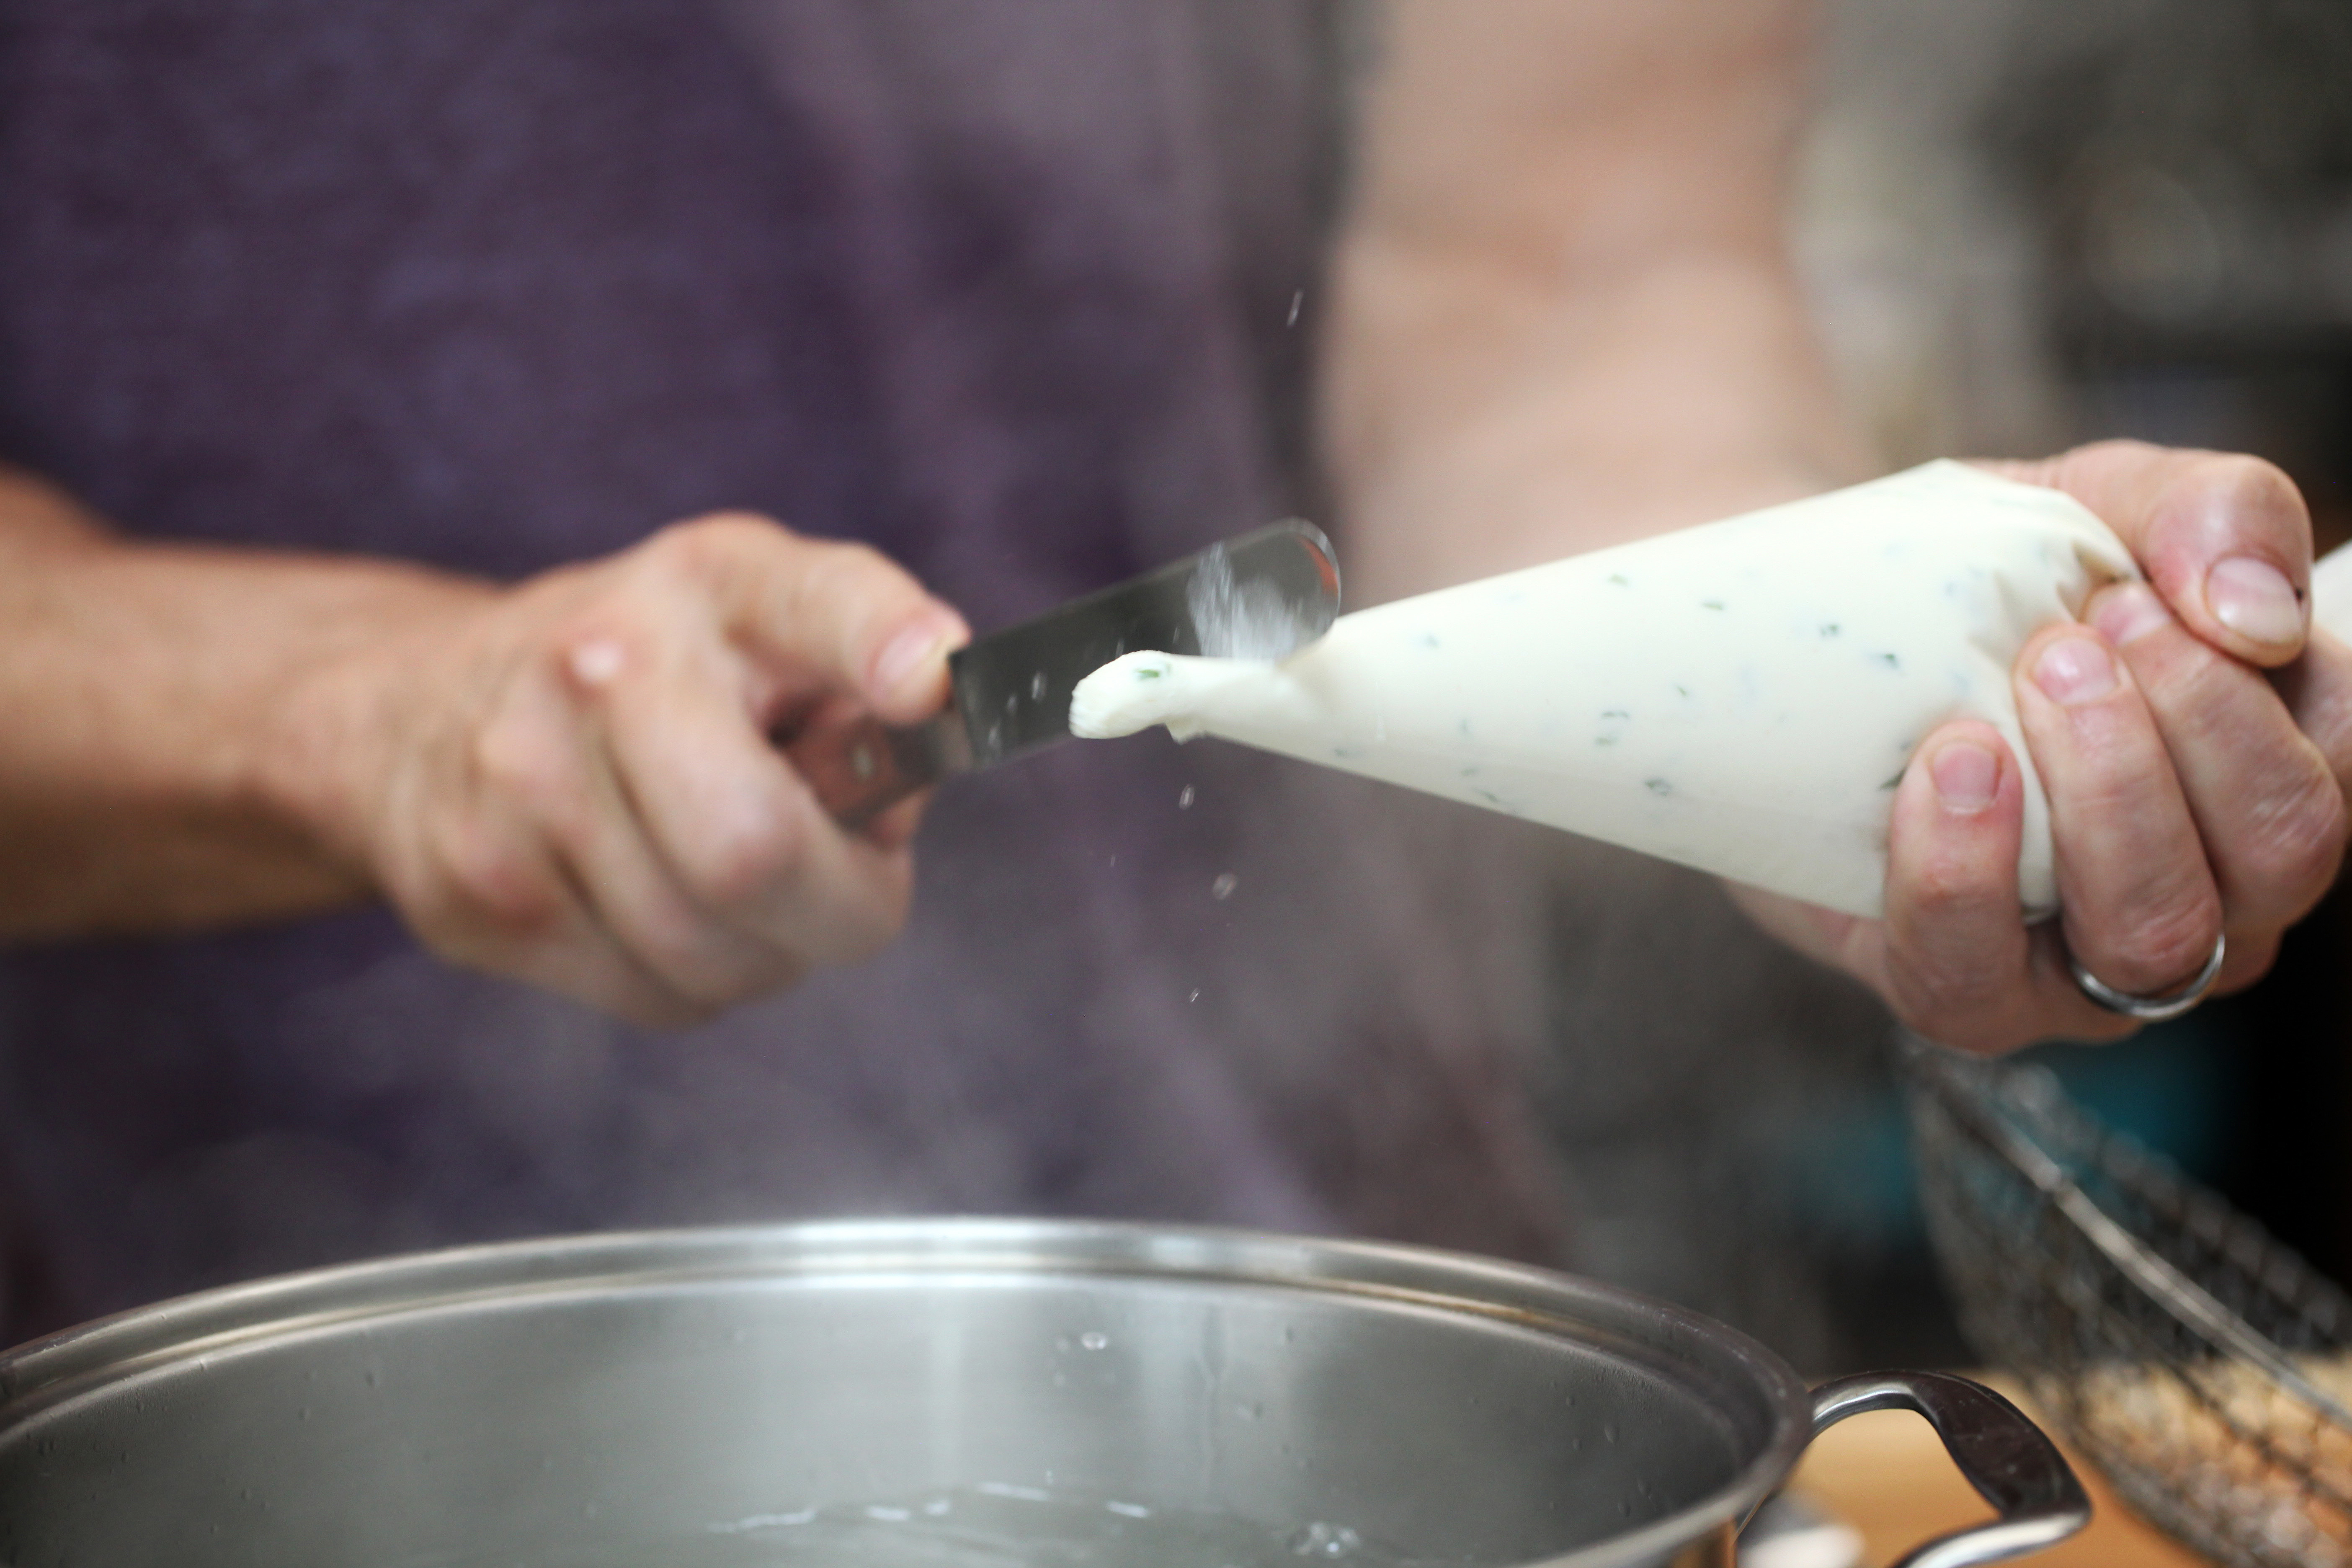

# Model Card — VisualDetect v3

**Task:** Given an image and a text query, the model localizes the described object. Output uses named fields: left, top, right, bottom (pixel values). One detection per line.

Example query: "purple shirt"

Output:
left=0, top=1, right=1571, bottom=1339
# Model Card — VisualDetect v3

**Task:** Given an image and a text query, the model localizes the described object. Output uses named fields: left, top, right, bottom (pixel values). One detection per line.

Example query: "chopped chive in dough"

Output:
left=1420, top=632, right=1441, bottom=649
left=1701, top=599, right=1725, bottom=611
left=1875, top=652, right=1900, bottom=669
left=1674, top=683, right=1691, bottom=698
left=1608, top=573, right=1630, bottom=586
left=1601, top=709, right=1629, bottom=720
left=1460, top=765, right=1482, bottom=778
left=1879, top=770, right=1905, bottom=790
left=1820, top=623, right=1840, bottom=637
left=1457, top=717, right=1473, bottom=740
left=1135, top=665, right=1163, bottom=680
left=1645, top=777, right=1673, bottom=796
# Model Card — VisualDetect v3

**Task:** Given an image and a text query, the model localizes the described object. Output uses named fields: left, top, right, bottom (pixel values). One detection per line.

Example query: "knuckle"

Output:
left=2195, top=452, right=2308, bottom=534
left=803, top=868, right=914, bottom=967
left=470, top=720, right=588, bottom=837
left=1897, top=845, right=2005, bottom=923
left=641, top=511, right=787, bottom=581
left=680, top=805, right=807, bottom=907
left=427, top=821, right=563, bottom=939
left=2107, top=895, right=2223, bottom=993
left=623, top=921, right=748, bottom=1013
left=2233, top=768, right=2348, bottom=908
left=794, top=538, right=904, bottom=617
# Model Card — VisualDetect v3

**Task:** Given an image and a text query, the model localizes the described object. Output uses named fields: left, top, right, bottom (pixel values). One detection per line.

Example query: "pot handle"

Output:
left=1806, top=1371, right=2090, bottom=1568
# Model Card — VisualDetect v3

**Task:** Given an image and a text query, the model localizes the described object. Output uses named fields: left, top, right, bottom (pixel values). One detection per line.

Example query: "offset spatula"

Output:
left=787, top=520, right=1341, bottom=828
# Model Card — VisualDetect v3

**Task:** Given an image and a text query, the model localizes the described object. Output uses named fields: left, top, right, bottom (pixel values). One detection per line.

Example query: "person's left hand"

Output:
left=1738, top=440, right=2352, bottom=1053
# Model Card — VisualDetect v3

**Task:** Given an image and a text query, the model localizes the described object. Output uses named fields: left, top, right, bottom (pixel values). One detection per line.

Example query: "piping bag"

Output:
left=1072, top=462, right=2352, bottom=919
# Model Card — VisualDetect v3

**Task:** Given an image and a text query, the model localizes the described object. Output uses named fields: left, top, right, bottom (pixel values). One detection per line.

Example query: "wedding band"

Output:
left=2069, top=932, right=2226, bottom=1022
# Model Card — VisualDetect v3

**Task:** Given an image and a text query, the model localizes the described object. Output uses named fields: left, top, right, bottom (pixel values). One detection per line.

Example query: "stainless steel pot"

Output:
left=0, top=1219, right=2085, bottom=1567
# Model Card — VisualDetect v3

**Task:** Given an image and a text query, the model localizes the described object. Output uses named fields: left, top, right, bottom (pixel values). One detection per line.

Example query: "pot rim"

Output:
left=0, top=1217, right=1816, bottom=1567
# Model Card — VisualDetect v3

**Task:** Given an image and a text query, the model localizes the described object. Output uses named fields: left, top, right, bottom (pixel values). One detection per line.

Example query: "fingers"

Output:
left=2277, top=625, right=2352, bottom=801
left=369, top=516, right=952, bottom=1028
left=2085, top=583, right=2346, bottom=930
left=1985, top=441, right=2313, bottom=667
left=400, top=753, right=715, bottom=1029
left=655, top=514, right=970, bottom=725
left=2013, top=622, right=2225, bottom=998
left=582, top=616, right=914, bottom=972
left=1878, top=722, right=2128, bottom=1051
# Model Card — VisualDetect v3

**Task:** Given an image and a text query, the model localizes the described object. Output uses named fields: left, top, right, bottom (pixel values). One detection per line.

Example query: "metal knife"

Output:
left=784, top=520, right=1341, bottom=828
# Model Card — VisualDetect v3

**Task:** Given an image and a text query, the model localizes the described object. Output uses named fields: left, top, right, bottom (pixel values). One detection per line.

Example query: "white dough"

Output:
left=1071, top=461, right=2143, bottom=918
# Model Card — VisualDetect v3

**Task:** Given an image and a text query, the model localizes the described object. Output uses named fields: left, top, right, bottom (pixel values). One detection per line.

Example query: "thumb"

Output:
left=1982, top=440, right=2313, bottom=668
left=680, top=514, right=970, bottom=724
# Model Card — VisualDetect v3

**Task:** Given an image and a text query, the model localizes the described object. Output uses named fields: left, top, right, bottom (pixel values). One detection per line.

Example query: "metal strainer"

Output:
left=1904, top=1034, right=2352, bottom=1567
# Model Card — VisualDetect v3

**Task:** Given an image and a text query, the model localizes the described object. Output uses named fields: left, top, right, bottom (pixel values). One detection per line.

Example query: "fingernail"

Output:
left=2089, top=583, right=2171, bottom=647
left=2206, top=556, right=2304, bottom=647
left=1930, top=740, right=1999, bottom=811
left=2033, top=636, right=2117, bottom=706
left=873, top=612, right=959, bottom=699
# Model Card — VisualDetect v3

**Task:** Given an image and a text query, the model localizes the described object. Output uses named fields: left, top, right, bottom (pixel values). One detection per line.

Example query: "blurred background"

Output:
left=1560, top=0, right=2352, bottom=1375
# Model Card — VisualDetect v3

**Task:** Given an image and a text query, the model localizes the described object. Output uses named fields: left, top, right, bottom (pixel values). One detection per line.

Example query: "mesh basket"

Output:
left=1904, top=1036, right=2352, bottom=1567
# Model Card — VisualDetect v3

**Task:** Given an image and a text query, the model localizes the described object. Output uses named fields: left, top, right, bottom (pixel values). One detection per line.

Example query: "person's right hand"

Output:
left=273, top=514, right=968, bottom=1028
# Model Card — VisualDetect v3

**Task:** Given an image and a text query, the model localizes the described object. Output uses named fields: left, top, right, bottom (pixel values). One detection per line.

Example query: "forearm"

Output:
left=0, top=467, right=488, bottom=936
left=1323, top=0, right=1867, bottom=601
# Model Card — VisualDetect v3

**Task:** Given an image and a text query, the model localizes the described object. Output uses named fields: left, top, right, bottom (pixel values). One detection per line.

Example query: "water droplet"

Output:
left=1080, top=1331, right=1109, bottom=1351
left=1178, top=785, right=1196, bottom=809
left=1287, top=1520, right=1361, bottom=1558
left=1029, top=672, right=1048, bottom=701
left=1211, top=872, right=1238, bottom=900
left=1189, top=988, right=1201, bottom=1003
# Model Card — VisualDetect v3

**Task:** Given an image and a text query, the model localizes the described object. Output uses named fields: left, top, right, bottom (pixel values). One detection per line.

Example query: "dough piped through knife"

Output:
left=785, top=521, right=1340, bottom=830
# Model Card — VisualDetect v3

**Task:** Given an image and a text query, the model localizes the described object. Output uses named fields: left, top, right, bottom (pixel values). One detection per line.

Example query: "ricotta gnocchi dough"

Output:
left=1071, top=462, right=2143, bottom=918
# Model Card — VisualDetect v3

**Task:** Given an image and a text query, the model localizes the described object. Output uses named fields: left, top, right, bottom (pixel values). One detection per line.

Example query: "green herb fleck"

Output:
left=1645, top=778, right=1673, bottom=797
left=1820, top=623, right=1841, bottom=637
left=1701, top=599, right=1725, bottom=611
left=1875, top=652, right=1900, bottom=669
left=1608, top=573, right=1630, bottom=587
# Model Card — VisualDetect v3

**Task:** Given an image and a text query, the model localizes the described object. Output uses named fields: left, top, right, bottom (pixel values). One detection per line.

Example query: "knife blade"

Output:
left=784, top=519, right=1341, bottom=829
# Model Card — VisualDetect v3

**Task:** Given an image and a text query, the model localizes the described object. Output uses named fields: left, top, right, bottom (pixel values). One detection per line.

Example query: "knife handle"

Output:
left=782, top=710, right=968, bottom=831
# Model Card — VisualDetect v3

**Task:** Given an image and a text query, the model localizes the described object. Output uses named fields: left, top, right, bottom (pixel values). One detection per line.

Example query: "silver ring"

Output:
left=2068, top=932, right=2226, bottom=1022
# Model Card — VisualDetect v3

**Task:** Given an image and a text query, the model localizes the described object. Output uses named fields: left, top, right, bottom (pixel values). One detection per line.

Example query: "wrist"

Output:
left=249, top=565, right=496, bottom=899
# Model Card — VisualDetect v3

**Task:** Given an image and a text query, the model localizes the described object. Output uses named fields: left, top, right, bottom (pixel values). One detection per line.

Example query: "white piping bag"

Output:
left=1074, top=461, right=2349, bottom=919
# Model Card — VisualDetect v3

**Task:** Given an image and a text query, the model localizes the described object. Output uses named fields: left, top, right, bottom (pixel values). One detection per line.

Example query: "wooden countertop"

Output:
left=1788, top=1379, right=2210, bottom=1568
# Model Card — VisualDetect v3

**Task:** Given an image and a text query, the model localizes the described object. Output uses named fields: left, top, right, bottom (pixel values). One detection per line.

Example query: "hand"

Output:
left=274, top=514, right=969, bottom=1028
left=1741, top=441, right=2352, bottom=1052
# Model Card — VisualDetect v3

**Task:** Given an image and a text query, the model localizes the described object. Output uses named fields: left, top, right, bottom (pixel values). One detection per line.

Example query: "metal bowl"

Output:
left=0, top=1219, right=2083, bottom=1566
